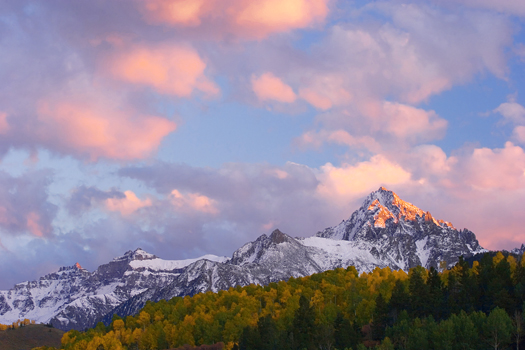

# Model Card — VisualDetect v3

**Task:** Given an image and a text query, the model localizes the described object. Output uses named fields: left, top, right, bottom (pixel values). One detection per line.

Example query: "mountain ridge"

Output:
left=0, top=187, right=495, bottom=330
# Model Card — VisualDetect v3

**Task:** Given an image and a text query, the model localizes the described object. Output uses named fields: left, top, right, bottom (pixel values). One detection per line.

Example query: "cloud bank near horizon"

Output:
left=0, top=0, right=524, bottom=288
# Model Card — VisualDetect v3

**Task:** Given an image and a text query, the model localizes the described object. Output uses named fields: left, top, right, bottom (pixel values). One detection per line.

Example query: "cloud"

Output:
left=316, top=155, right=412, bottom=202
left=405, top=145, right=457, bottom=181
left=140, top=0, right=330, bottom=39
left=105, top=190, right=153, bottom=216
left=68, top=186, right=125, bottom=216
left=170, top=189, right=219, bottom=214
left=380, top=102, right=448, bottom=142
left=36, top=97, right=177, bottom=161
left=297, top=129, right=381, bottom=153
left=493, top=101, right=525, bottom=125
left=0, top=170, right=57, bottom=238
left=252, top=73, right=297, bottom=103
left=107, top=44, right=219, bottom=97
left=0, top=113, right=10, bottom=134
left=458, top=142, right=525, bottom=191
left=247, top=2, right=512, bottom=114
left=513, top=126, right=525, bottom=144
left=142, top=0, right=208, bottom=27
left=298, top=76, right=353, bottom=110
left=434, top=0, right=525, bottom=17
left=118, top=161, right=342, bottom=238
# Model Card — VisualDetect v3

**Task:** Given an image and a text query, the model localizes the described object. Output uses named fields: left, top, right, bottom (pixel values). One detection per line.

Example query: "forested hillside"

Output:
left=40, top=252, right=525, bottom=350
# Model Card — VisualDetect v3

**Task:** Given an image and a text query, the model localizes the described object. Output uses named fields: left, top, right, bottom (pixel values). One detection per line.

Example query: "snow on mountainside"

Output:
left=0, top=187, right=495, bottom=331
left=316, top=187, right=486, bottom=270
left=0, top=249, right=227, bottom=331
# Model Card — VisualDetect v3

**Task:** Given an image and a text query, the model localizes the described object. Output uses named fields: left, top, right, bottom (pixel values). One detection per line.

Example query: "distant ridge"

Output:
left=0, top=187, right=493, bottom=330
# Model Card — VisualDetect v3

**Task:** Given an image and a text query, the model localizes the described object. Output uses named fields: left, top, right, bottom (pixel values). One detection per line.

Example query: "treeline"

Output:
left=52, top=252, right=524, bottom=350
left=0, top=318, right=36, bottom=330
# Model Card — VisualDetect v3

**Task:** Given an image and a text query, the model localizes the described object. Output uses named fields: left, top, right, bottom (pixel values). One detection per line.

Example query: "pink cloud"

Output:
left=140, top=0, right=329, bottom=38
left=107, top=45, right=219, bottom=97
left=461, top=142, right=525, bottom=191
left=407, top=145, right=457, bottom=179
left=0, top=113, right=9, bottom=134
left=26, top=212, right=45, bottom=237
left=170, top=189, right=219, bottom=214
left=235, top=0, right=329, bottom=38
left=37, top=99, right=176, bottom=161
left=252, top=73, right=296, bottom=103
left=142, top=0, right=209, bottom=27
left=380, top=102, right=447, bottom=141
left=297, top=102, right=446, bottom=152
left=493, top=101, right=525, bottom=125
left=316, top=155, right=412, bottom=203
left=106, top=190, right=153, bottom=216
left=299, top=88, right=333, bottom=110
left=297, top=129, right=381, bottom=152
left=513, top=126, right=525, bottom=144
left=296, top=75, right=353, bottom=110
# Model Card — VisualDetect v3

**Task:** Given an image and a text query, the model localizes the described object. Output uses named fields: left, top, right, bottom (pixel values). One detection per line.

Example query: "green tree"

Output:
left=427, top=267, right=444, bottom=320
left=334, top=312, right=359, bottom=350
left=408, top=267, right=429, bottom=319
left=432, top=318, right=454, bottom=350
left=484, top=307, right=513, bottom=350
left=372, top=293, right=389, bottom=340
left=451, top=311, right=478, bottom=350
left=292, top=295, right=316, bottom=350
left=376, top=337, right=395, bottom=350
left=389, top=279, right=409, bottom=323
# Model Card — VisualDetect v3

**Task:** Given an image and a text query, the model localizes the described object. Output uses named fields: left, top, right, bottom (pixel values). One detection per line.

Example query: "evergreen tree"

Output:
left=409, top=266, right=429, bottom=318
left=239, top=326, right=260, bottom=350
left=493, top=257, right=515, bottom=313
left=334, top=313, right=359, bottom=350
left=258, top=315, right=278, bottom=350
left=389, top=279, right=409, bottom=323
left=427, top=267, right=444, bottom=320
left=292, top=295, right=316, bottom=350
left=451, top=311, right=478, bottom=350
left=478, top=253, right=496, bottom=313
left=484, top=307, right=513, bottom=350
left=372, top=293, right=389, bottom=340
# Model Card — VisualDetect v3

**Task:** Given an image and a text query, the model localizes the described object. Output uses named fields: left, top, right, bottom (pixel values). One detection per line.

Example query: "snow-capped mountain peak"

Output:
left=364, top=186, right=454, bottom=229
left=0, top=187, right=493, bottom=331
left=113, top=248, right=157, bottom=262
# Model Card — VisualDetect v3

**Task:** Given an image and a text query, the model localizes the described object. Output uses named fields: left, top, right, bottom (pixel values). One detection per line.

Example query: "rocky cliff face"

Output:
left=316, top=187, right=485, bottom=270
left=0, top=249, right=226, bottom=330
left=0, top=187, right=490, bottom=330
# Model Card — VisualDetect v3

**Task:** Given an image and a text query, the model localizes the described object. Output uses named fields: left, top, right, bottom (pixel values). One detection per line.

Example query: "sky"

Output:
left=1, top=0, right=525, bottom=288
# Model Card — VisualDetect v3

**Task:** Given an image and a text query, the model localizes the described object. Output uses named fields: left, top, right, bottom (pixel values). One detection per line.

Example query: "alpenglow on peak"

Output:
left=365, top=187, right=455, bottom=229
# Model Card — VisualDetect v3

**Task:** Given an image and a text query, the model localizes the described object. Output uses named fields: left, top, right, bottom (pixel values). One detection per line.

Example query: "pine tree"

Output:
left=372, top=293, right=388, bottom=340
left=408, top=266, right=429, bottom=318
left=292, top=295, right=316, bottom=350
left=484, top=307, right=513, bottom=350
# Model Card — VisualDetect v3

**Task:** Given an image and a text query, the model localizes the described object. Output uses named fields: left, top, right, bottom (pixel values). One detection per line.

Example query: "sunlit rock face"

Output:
left=316, top=187, right=484, bottom=270
left=0, top=187, right=487, bottom=331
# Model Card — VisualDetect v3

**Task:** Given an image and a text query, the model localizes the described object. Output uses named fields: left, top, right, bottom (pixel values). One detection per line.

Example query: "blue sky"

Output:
left=0, top=0, right=525, bottom=288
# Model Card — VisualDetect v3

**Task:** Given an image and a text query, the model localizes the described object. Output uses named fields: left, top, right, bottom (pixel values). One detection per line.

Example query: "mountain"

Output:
left=0, top=249, right=228, bottom=331
left=0, top=187, right=489, bottom=331
left=316, top=187, right=485, bottom=270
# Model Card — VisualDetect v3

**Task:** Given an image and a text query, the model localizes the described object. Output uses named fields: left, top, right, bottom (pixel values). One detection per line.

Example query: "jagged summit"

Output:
left=0, top=187, right=489, bottom=332
left=113, top=248, right=157, bottom=262
left=363, top=187, right=454, bottom=229
left=318, top=187, right=457, bottom=241
left=269, top=229, right=288, bottom=244
left=316, top=186, right=484, bottom=270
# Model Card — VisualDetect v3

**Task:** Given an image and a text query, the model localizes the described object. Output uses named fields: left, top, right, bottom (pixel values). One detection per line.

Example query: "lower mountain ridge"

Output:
left=0, top=187, right=490, bottom=331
